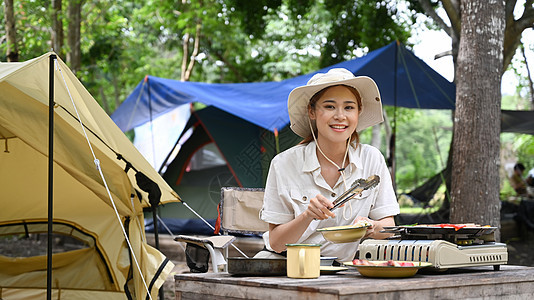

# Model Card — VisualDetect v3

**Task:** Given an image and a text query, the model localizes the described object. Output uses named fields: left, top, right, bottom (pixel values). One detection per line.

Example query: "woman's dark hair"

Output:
left=300, top=84, right=363, bottom=145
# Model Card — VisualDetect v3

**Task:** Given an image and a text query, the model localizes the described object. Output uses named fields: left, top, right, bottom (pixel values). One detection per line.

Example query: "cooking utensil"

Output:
left=316, top=224, right=370, bottom=243
left=344, top=261, right=432, bottom=278
left=330, top=175, right=380, bottom=211
left=358, top=239, right=508, bottom=270
left=381, top=224, right=498, bottom=244
left=320, top=256, right=337, bottom=266
left=382, top=225, right=497, bottom=236
left=227, top=257, right=286, bottom=276
left=320, top=266, right=349, bottom=274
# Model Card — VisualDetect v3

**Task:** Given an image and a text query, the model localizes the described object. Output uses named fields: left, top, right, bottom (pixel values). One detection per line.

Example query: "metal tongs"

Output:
left=329, top=175, right=380, bottom=211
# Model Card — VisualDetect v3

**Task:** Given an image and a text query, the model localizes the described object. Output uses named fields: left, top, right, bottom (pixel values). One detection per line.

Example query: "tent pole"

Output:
left=145, top=77, right=160, bottom=251
left=47, top=54, right=56, bottom=300
left=151, top=207, right=164, bottom=299
left=146, top=78, right=164, bottom=300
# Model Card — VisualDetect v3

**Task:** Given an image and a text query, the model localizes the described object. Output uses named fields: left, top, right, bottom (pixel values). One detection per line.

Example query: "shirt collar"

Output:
left=302, top=141, right=320, bottom=172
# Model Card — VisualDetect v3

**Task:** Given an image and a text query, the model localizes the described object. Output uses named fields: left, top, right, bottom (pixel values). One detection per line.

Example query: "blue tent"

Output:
left=112, top=41, right=457, bottom=234
left=112, top=41, right=456, bottom=133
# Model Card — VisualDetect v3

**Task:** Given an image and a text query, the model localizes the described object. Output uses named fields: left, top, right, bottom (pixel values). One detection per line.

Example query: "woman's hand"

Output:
left=269, top=194, right=336, bottom=252
left=304, top=194, right=336, bottom=220
left=354, top=216, right=395, bottom=239
left=354, top=216, right=375, bottom=238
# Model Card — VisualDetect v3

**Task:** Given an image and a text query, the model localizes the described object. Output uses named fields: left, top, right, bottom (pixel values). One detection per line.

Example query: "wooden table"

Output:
left=174, top=265, right=534, bottom=299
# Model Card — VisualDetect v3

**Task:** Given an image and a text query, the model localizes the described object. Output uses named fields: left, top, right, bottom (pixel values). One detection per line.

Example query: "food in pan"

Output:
left=351, top=259, right=416, bottom=267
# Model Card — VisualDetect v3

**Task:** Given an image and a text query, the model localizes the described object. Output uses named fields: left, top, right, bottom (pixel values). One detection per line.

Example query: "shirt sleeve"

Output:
left=365, top=146, right=400, bottom=220
left=260, top=155, right=296, bottom=225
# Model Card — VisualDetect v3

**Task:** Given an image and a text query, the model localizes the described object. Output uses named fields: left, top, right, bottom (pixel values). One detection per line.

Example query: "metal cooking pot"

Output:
left=227, top=257, right=286, bottom=276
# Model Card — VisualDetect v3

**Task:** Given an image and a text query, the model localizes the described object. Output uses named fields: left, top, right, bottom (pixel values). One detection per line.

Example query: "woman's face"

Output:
left=309, top=85, right=360, bottom=145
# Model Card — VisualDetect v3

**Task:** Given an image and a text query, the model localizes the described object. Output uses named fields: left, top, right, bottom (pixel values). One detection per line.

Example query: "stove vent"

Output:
left=358, top=239, right=508, bottom=269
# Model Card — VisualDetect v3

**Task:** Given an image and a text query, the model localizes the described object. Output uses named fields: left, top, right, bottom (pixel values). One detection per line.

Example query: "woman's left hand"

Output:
left=353, top=216, right=375, bottom=238
left=353, top=216, right=396, bottom=239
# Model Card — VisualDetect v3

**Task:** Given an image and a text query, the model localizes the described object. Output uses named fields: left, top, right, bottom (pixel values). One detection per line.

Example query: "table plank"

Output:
left=175, top=265, right=534, bottom=300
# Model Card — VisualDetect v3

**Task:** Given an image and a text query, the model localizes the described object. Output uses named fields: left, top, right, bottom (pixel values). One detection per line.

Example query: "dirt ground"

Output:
left=504, top=231, right=534, bottom=267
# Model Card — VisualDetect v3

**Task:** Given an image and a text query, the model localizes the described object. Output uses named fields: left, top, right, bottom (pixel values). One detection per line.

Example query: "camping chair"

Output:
left=175, top=187, right=267, bottom=273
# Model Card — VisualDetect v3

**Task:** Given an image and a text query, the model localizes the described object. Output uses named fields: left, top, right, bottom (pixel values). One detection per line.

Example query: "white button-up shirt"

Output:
left=260, top=141, right=399, bottom=262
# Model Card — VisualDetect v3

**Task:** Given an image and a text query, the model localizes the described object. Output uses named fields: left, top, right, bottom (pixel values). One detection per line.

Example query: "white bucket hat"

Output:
left=288, top=68, right=383, bottom=138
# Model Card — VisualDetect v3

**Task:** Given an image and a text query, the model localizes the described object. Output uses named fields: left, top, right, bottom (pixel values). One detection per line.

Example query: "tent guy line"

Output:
left=55, top=58, right=154, bottom=300
left=181, top=201, right=249, bottom=258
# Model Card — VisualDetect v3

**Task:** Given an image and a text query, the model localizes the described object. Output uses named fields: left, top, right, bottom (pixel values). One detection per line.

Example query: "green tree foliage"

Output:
left=319, top=0, right=413, bottom=66
left=1, top=0, right=417, bottom=106
left=359, top=108, right=453, bottom=192
left=0, top=0, right=456, bottom=193
left=0, top=0, right=50, bottom=60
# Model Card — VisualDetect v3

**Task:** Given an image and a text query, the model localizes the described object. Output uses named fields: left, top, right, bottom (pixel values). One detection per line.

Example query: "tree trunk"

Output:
left=51, top=0, right=64, bottom=58
left=520, top=44, right=534, bottom=110
left=451, top=0, right=505, bottom=238
left=4, top=0, right=19, bottom=62
left=67, top=0, right=82, bottom=75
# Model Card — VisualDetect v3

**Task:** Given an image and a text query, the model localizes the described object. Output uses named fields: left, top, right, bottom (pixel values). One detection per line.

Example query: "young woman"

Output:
left=257, top=68, right=399, bottom=262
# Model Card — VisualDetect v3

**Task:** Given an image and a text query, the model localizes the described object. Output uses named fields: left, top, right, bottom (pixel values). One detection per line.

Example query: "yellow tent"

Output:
left=0, top=53, right=181, bottom=299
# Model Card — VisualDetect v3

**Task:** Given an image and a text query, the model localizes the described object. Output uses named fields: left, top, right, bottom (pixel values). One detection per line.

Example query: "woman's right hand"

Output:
left=305, top=194, right=336, bottom=220
left=269, top=194, right=335, bottom=252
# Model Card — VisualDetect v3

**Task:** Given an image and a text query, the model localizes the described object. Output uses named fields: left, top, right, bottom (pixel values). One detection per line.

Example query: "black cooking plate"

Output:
left=383, top=225, right=497, bottom=237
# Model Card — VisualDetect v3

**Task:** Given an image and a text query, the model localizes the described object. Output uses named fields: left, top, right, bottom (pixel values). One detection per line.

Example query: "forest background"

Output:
left=2, top=0, right=534, bottom=211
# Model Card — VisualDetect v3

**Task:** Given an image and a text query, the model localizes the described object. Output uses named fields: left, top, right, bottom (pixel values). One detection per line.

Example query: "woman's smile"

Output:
left=329, top=124, right=349, bottom=132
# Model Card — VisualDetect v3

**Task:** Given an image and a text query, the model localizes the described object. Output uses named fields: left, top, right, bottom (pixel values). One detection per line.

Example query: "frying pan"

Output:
left=227, top=257, right=286, bottom=276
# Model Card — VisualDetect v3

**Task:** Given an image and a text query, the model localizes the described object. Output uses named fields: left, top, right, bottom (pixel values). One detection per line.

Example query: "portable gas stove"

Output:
left=358, top=224, right=508, bottom=270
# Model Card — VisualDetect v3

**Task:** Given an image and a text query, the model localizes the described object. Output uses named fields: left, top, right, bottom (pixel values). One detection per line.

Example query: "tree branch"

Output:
left=441, top=0, right=461, bottom=38
left=184, top=20, right=202, bottom=81
left=202, top=37, right=243, bottom=82
left=181, top=32, right=190, bottom=81
left=516, top=1, right=534, bottom=31
left=503, top=1, right=534, bottom=71
left=505, top=0, right=518, bottom=24
left=417, top=0, right=451, bottom=34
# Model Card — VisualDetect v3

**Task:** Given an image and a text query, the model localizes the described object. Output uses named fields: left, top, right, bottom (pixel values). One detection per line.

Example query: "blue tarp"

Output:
left=111, top=42, right=456, bottom=132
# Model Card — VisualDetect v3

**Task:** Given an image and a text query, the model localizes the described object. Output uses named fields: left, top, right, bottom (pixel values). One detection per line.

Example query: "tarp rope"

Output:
left=396, top=47, right=421, bottom=108
left=399, top=46, right=455, bottom=107
left=54, top=59, right=153, bottom=300
left=125, top=76, right=149, bottom=133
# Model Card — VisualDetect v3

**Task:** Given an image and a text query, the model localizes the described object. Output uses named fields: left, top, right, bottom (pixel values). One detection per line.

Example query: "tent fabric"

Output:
left=501, top=110, right=534, bottom=135
left=0, top=53, right=179, bottom=299
left=151, top=106, right=299, bottom=227
left=111, top=41, right=457, bottom=133
left=194, top=106, right=263, bottom=187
